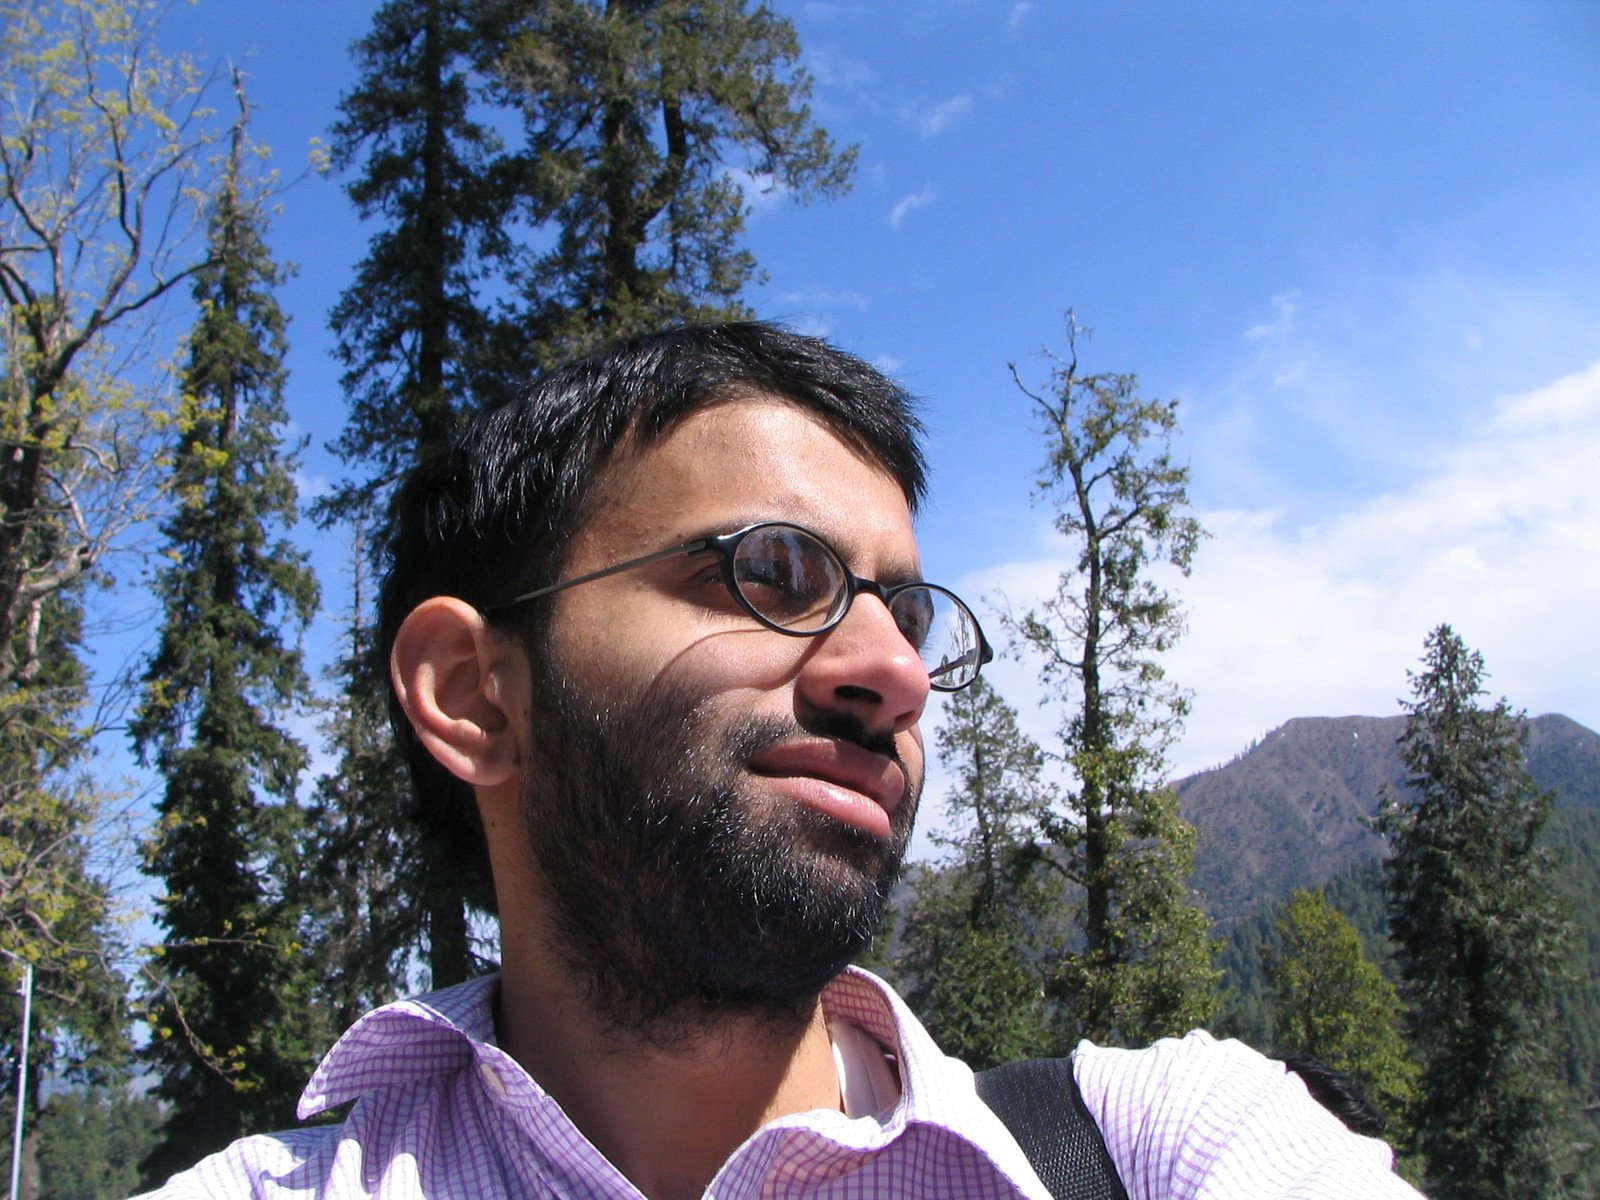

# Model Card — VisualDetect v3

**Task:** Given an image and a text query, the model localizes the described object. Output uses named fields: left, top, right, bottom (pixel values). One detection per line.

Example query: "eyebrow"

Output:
left=665, top=515, right=926, bottom=584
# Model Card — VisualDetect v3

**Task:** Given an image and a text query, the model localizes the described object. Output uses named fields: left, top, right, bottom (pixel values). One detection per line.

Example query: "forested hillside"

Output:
left=1184, top=713, right=1600, bottom=1104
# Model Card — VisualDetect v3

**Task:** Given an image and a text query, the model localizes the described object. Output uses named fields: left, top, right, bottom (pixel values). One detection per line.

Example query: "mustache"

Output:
left=725, top=707, right=900, bottom=765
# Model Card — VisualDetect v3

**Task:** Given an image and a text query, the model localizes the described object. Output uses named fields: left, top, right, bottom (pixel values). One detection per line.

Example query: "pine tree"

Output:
left=895, top=679, right=1055, bottom=1069
left=1006, top=315, right=1219, bottom=1046
left=491, top=0, right=855, bottom=364
left=321, top=0, right=524, bottom=988
left=35, top=1086, right=162, bottom=1200
left=1268, top=888, right=1418, bottom=1137
left=304, top=527, right=413, bottom=1032
left=324, top=0, right=518, bottom=529
left=322, top=0, right=857, bottom=988
left=1380, top=625, right=1576, bottom=1199
left=131, top=88, right=320, bottom=1181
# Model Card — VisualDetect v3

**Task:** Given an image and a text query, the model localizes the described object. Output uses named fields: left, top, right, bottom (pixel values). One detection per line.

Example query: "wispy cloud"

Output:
left=1008, top=2, right=1034, bottom=33
left=775, top=288, right=870, bottom=310
left=915, top=94, right=974, bottom=138
left=890, top=187, right=936, bottom=230
left=1242, top=290, right=1301, bottom=342
left=805, top=46, right=875, bottom=90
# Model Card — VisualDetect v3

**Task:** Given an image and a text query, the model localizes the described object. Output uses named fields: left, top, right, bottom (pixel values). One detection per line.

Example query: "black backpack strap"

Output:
left=975, top=1057, right=1130, bottom=1200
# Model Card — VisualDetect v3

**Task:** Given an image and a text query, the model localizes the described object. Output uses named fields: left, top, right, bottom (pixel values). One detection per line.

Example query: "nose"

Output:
left=794, top=591, right=931, bottom=734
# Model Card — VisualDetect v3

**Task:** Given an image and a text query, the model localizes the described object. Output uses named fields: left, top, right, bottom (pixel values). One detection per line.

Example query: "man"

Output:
left=147, top=323, right=1420, bottom=1199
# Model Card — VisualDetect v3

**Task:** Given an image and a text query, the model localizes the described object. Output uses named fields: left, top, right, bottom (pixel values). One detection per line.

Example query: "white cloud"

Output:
left=1242, top=290, right=1301, bottom=342
left=890, top=187, right=936, bottom=230
left=958, top=358, right=1600, bottom=780
left=916, top=94, right=974, bottom=138
left=1008, top=2, right=1034, bottom=33
left=805, top=46, right=875, bottom=90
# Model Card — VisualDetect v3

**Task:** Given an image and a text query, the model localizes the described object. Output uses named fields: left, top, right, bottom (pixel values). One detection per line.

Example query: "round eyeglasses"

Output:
left=485, top=521, right=994, bottom=691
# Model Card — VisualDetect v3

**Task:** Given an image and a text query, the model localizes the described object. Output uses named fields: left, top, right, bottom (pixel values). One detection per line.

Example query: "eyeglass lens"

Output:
left=728, top=525, right=847, bottom=632
left=727, top=525, right=983, bottom=690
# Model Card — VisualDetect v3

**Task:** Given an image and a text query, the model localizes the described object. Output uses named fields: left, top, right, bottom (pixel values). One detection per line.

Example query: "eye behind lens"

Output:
left=732, top=525, right=848, bottom=632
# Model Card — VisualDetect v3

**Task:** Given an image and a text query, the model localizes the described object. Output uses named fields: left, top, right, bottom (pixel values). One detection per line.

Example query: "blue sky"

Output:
left=151, top=1, right=1600, bottom=820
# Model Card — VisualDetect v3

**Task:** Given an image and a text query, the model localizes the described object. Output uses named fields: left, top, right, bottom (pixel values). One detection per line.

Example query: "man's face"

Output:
left=514, top=396, right=931, bottom=1039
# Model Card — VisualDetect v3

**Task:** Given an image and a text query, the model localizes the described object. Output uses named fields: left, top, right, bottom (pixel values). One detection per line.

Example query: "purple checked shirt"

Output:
left=141, top=968, right=1421, bottom=1199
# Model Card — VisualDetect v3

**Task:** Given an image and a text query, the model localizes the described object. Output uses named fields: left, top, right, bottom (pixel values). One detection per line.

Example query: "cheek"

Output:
left=899, top=725, right=926, bottom=782
left=553, top=595, right=811, bottom=700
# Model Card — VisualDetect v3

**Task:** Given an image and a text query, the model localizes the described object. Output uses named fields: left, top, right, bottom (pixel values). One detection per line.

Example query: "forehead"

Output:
left=577, top=395, right=919, bottom=568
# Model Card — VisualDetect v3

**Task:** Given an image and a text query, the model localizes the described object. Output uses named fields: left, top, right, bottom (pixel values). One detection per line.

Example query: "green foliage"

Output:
left=1545, top=807, right=1600, bottom=1102
left=896, top=870, right=1053, bottom=1071
left=324, top=0, right=521, bottom=530
left=34, top=1087, right=162, bottom=1200
left=1212, top=916, right=1274, bottom=1047
left=1269, top=889, right=1418, bottom=1135
left=1051, top=785, right=1219, bottom=1045
left=1380, top=625, right=1577, bottom=1199
left=130, top=94, right=323, bottom=1182
left=893, top=679, right=1056, bottom=1069
left=0, top=0, right=218, bottom=674
left=1005, top=317, right=1219, bottom=1046
left=323, top=0, right=529, bottom=987
left=1, top=595, right=131, bottom=1101
left=1, top=0, right=224, bottom=1114
left=491, top=0, right=855, bottom=364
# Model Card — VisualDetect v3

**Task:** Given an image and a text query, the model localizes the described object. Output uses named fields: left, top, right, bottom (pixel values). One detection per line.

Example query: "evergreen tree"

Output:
left=324, top=0, right=518, bottom=529
left=1268, top=888, right=1418, bottom=1137
left=1379, top=625, right=1576, bottom=1199
left=304, top=527, right=413, bottom=1032
left=894, top=679, right=1055, bottom=1069
left=35, top=1086, right=162, bottom=1200
left=1006, top=315, right=1219, bottom=1046
left=491, top=0, right=855, bottom=364
left=131, top=90, right=320, bottom=1181
left=321, top=0, right=526, bottom=988
left=1, top=595, right=131, bottom=1197
left=322, top=0, right=857, bottom=988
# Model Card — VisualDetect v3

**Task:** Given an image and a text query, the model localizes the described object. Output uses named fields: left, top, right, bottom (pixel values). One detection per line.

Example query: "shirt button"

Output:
left=478, top=1061, right=508, bottom=1100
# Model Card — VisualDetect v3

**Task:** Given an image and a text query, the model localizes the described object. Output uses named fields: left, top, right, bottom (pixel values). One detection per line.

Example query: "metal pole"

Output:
left=8, top=962, right=30, bottom=1200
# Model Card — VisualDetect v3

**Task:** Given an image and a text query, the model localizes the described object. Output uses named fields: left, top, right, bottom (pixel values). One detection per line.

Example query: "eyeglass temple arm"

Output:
left=487, top=537, right=715, bottom=613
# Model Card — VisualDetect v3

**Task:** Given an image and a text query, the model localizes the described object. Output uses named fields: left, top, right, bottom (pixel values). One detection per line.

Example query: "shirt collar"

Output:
left=297, top=973, right=499, bottom=1119
left=298, top=966, right=1029, bottom=1171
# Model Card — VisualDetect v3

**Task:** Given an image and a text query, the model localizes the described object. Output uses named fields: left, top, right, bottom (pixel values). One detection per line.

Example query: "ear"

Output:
left=390, top=597, right=523, bottom=788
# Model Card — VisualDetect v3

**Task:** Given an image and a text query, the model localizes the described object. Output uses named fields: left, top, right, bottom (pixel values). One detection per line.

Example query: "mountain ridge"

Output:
left=1178, top=712, right=1600, bottom=921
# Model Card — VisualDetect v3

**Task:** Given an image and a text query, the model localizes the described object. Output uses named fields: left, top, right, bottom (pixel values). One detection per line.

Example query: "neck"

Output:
left=497, top=939, right=843, bottom=1200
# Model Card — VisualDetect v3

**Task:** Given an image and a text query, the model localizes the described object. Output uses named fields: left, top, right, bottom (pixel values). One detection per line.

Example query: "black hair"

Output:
left=376, top=321, right=926, bottom=913
left=1277, top=1055, right=1387, bottom=1138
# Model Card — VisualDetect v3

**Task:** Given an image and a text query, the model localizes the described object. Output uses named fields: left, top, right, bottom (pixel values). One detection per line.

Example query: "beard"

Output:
left=518, top=660, right=918, bottom=1046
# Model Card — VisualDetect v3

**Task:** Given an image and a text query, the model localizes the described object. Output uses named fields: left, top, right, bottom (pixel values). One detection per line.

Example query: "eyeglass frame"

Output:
left=483, top=520, right=994, bottom=691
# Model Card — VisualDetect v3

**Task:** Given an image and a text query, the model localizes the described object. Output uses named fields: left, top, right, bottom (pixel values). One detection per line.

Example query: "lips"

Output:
left=745, top=738, right=907, bottom=837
